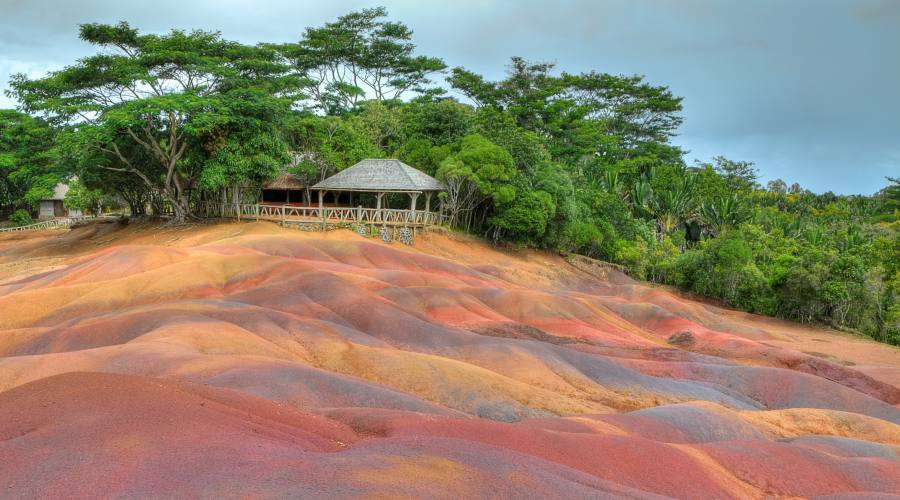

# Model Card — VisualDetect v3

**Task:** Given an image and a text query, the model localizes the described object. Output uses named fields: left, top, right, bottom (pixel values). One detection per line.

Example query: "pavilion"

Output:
left=312, top=159, right=445, bottom=214
left=206, top=159, right=446, bottom=228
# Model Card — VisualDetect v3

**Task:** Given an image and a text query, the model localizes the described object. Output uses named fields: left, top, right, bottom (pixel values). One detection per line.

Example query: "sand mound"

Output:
left=0, top=221, right=898, bottom=497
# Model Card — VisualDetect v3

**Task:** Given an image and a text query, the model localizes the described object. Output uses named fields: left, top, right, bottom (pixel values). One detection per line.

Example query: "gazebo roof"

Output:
left=312, top=159, right=445, bottom=192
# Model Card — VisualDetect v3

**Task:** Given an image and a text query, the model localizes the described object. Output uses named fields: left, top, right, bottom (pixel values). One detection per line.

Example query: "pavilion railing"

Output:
left=201, top=202, right=447, bottom=227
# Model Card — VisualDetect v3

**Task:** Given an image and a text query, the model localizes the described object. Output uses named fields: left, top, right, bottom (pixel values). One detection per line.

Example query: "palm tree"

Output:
left=629, top=178, right=654, bottom=219
left=700, top=194, right=750, bottom=236
left=653, top=172, right=697, bottom=235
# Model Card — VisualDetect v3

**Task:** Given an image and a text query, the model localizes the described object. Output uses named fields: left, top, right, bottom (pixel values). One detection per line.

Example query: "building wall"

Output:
left=38, top=200, right=74, bottom=219
left=39, top=201, right=56, bottom=219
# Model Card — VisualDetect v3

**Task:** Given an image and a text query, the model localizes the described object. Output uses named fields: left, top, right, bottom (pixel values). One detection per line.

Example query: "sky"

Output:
left=1, top=0, right=897, bottom=194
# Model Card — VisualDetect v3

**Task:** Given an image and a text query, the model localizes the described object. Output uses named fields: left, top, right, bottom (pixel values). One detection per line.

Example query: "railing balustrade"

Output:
left=0, top=215, right=97, bottom=233
left=201, top=202, right=447, bottom=227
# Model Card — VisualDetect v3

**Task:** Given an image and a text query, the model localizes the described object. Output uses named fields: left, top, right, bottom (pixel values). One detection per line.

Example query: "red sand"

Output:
left=0, top=220, right=898, bottom=498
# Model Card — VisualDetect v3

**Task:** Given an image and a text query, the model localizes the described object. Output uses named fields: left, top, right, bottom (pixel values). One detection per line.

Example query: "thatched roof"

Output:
left=312, top=159, right=445, bottom=192
left=264, top=171, right=309, bottom=190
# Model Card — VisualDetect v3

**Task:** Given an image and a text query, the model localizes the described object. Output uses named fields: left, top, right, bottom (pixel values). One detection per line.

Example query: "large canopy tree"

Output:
left=448, top=58, right=683, bottom=165
left=9, top=22, right=301, bottom=222
left=280, top=7, right=446, bottom=114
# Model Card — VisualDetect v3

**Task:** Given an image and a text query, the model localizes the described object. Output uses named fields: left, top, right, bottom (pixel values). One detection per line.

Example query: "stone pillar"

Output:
left=409, top=192, right=419, bottom=224
left=376, top=192, right=384, bottom=223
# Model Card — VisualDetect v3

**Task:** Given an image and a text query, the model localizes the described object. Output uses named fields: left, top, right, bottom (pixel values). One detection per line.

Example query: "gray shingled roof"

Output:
left=312, top=159, right=445, bottom=192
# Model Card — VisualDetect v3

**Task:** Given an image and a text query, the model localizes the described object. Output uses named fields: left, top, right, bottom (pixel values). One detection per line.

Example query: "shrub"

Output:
left=10, top=209, right=33, bottom=227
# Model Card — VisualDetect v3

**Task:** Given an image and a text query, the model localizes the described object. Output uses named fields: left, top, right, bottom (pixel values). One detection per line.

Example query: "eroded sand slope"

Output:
left=1, top=221, right=898, bottom=498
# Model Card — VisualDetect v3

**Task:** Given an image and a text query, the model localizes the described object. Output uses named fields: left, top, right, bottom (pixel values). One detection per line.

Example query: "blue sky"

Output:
left=1, top=0, right=897, bottom=194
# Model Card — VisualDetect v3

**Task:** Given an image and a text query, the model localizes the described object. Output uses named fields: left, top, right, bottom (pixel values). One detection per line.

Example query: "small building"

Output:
left=312, top=159, right=445, bottom=213
left=38, top=183, right=82, bottom=219
left=260, top=171, right=311, bottom=205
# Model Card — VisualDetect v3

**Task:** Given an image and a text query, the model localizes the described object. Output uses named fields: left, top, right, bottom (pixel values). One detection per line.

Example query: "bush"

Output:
left=10, top=209, right=33, bottom=227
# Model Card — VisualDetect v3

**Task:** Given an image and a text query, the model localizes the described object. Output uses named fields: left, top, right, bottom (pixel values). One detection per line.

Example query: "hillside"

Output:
left=1, top=220, right=899, bottom=498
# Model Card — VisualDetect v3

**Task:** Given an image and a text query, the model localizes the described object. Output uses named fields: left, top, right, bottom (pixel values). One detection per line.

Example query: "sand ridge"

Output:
left=0, top=220, right=898, bottom=498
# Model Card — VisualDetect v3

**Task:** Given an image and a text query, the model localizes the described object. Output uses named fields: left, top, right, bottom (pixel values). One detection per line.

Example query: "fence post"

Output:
left=255, top=203, right=259, bottom=221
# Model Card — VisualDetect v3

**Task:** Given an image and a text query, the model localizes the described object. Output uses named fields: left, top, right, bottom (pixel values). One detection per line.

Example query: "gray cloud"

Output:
left=1, top=0, right=896, bottom=194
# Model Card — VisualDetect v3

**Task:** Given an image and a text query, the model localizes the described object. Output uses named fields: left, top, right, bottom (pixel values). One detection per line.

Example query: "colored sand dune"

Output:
left=0, top=221, right=898, bottom=498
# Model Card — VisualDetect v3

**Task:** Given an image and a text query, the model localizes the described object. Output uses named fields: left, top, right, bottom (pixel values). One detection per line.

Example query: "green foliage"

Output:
left=490, top=190, right=555, bottom=242
left=9, top=209, right=33, bottom=227
left=0, top=109, right=62, bottom=211
left=281, top=7, right=446, bottom=113
left=10, top=22, right=299, bottom=221
left=710, top=156, right=759, bottom=192
left=700, top=194, right=751, bottom=236
left=652, top=170, right=697, bottom=234
left=63, top=178, right=103, bottom=214
left=441, top=134, right=517, bottom=204
left=673, top=230, right=772, bottom=313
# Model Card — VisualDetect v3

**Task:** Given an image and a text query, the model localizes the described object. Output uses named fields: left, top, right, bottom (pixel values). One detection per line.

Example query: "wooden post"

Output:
left=255, top=203, right=260, bottom=221
left=281, top=205, right=285, bottom=224
left=319, top=190, right=327, bottom=231
left=425, top=192, right=432, bottom=225
left=236, top=186, right=241, bottom=222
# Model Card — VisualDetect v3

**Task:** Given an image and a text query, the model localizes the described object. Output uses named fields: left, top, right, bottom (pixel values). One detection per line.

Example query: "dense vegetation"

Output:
left=2, top=8, right=898, bottom=343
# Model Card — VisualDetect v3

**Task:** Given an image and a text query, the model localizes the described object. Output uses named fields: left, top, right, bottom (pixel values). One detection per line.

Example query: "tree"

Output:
left=563, top=71, right=683, bottom=160
left=282, top=7, right=446, bottom=114
left=437, top=134, right=516, bottom=230
left=282, top=113, right=381, bottom=182
left=767, top=178, right=787, bottom=193
left=0, top=109, right=61, bottom=213
left=400, top=99, right=473, bottom=147
left=700, top=194, right=751, bottom=236
left=450, top=59, right=684, bottom=165
left=711, top=156, right=759, bottom=192
left=653, top=170, right=697, bottom=235
left=9, top=22, right=299, bottom=222
left=64, top=177, right=104, bottom=216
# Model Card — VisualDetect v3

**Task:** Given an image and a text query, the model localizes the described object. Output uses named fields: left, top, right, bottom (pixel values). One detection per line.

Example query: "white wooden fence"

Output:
left=0, top=216, right=90, bottom=233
